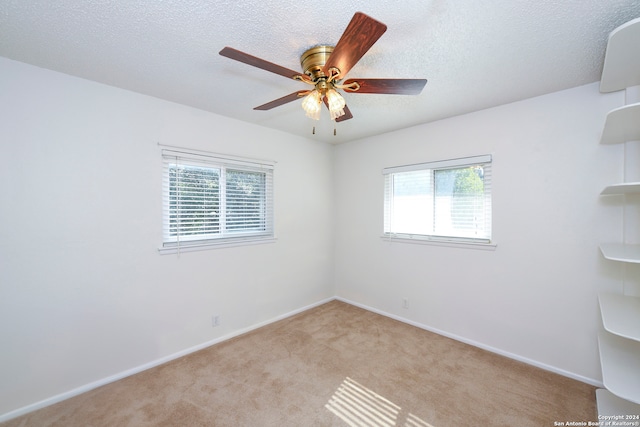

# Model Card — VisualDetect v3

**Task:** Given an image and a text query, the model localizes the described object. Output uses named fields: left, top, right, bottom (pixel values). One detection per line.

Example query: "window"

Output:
left=383, top=155, right=492, bottom=244
left=160, top=147, right=274, bottom=253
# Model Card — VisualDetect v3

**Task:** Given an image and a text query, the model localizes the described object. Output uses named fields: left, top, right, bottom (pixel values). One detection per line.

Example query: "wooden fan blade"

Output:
left=336, top=104, right=353, bottom=122
left=323, top=98, right=354, bottom=122
left=220, top=47, right=302, bottom=80
left=323, top=12, right=387, bottom=78
left=254, top=91, right=308, bottom=110
left=343, top=78, right=427, bottom=95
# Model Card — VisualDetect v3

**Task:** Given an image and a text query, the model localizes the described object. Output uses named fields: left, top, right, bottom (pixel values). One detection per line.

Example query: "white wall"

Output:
left=332, top=82, right=626, bottom=383
left=0, top=54, right=629, bottom=419
left=0, top=57, right=335, bottom=417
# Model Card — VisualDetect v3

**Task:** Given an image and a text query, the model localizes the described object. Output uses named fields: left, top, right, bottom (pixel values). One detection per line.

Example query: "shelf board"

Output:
left=600, top=103, right=640, bottom=144
left=601, top=182, right=640, bottom=195
left=598, top=331, right=640, bottom=404
left=599, top=292, right=640, bottom=341
left=600, top=17, right=640, bottom=93
left=596, top=389, right=640, bottom=418
left=600, top=243, right=640, bottom=263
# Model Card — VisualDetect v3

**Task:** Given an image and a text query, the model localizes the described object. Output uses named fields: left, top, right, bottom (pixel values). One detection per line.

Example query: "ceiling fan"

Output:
left=219, top=12, right=427, bottom=125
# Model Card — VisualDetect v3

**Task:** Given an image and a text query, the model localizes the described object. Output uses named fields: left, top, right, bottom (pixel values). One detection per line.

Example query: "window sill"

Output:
left=158, top=237, right=277, bottom=255
left=380, top=235, right=497, bottom=251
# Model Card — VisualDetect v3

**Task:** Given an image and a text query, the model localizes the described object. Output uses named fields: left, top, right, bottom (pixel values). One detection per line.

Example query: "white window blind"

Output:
left=161, top=148, right=274, bottom=252
left=383, top=155, right=492, bottom=244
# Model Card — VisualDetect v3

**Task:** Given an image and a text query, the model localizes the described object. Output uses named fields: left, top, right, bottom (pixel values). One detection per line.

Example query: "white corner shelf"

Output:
left=600, top=243, right=640, bottom=263
left=598, top=292, right=640, bottom=341
left=601, top=182, right=640, bottom=195
left=596, top=389, right=640, bottom=417
left=600, top=103, right=640, bottom=144
left=596, top=16, right=640, bottom=417
left=598, top=331, right=640, bottom=404
left=600, top=17, right=640, bottom=93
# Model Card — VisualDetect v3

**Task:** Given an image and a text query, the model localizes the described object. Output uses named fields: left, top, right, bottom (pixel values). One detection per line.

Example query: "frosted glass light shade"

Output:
left=301, top=90, right=322, bottom=120
left=326, top=89, right=346, bottom=120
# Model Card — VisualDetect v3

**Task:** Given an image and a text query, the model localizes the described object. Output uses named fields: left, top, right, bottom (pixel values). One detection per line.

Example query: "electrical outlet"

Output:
left=212, top=315, right=220, bottom=327
left=402, top=297, right=409, bottom=309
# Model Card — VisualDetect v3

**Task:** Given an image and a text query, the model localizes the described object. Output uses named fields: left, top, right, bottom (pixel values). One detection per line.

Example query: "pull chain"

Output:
left=309, top=125, right=338, bottom=136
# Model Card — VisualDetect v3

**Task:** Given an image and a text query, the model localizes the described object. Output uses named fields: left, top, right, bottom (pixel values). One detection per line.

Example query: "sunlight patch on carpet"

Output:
left=325, top=377, right=434, bottom=427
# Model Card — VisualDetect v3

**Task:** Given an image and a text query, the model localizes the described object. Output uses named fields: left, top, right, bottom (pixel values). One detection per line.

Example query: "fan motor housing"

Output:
left=301, top=45, right=334, bottom=81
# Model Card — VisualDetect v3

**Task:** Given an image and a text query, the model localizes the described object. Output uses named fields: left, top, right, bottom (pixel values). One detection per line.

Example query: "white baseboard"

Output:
left=335, top=296, right=603, bottom=388
left=0, top=297, right=335, bottom=423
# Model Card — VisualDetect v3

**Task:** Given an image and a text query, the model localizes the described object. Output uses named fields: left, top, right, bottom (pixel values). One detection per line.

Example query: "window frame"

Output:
left=382, top=155, right=494, bottom=249
left=159, top=147, right=275, bottom=254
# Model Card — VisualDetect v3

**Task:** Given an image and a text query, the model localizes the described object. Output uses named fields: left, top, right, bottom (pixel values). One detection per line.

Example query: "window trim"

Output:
left=382, top=154, right=493, bottom=248
left=382, top=155, right=492, bottom=175
left=379, top=234, right=497, bottom=250
left=158, top=145, right=276, bottom=254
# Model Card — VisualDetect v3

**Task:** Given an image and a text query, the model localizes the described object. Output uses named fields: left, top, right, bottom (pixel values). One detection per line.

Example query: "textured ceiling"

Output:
left=1, top=1, right=640, bottom=144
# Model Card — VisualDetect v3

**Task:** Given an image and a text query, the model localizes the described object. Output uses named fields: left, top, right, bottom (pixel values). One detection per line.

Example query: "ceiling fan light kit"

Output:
left=326, top=88, right=347, bottom=120
left=219, top=12, right=427, bottom=132
left=301, top=90, right=322, bottom=120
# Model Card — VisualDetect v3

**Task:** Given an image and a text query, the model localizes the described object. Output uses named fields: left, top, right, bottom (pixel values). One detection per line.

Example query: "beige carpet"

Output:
left=3, top=300, right=596, bottom=426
